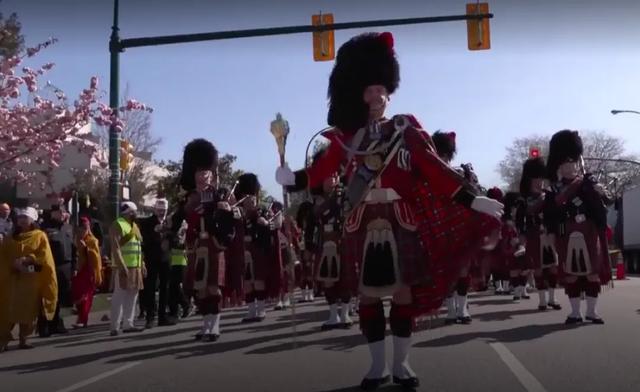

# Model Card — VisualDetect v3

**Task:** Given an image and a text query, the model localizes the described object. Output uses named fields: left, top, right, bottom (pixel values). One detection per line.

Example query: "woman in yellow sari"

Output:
left=71, top=217, right=103, bottom=328
left=0, top=207, right=57, bottom=351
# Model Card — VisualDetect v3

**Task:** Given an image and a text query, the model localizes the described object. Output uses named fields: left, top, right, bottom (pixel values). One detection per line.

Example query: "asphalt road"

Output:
left=2, top=278, right=640, bottom=392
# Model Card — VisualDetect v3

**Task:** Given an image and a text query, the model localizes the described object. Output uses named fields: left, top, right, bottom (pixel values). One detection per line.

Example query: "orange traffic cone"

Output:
left=615, top=251, right=626, bottom=280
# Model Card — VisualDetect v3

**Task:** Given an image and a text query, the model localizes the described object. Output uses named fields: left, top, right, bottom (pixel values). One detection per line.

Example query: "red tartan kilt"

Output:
left=556, top=220, right=611, bottom=284
left=185, top=240, right=226, bottom=291
left=313, top=240, right=359, bottom=297
left=412, top=182, right=501, bottom=316
left=342, top=202, right=427, bottom=290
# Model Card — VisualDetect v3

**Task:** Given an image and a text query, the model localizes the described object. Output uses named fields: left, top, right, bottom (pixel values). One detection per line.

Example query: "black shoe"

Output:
left=158, top=317, right=177, bottom=327
left=458, top=316, right=472, bottom=325
left=565, top=316, right=583, bottom=325
left=203, top=334, right=220, bottom=342
left=549, top=302, right=562, bottom=310
left=513, top=296, right=521, bottom=301
left=360, top=375, right=390, bottom=391
left=274, top=305, right=284, bottom=311
left=110, top=330, right=119, bottom=337
left=339, top=321, right=354, bottom=329
left=145, top=319, right=154, bottom=329
left=123, top=327, right=144, bottom=333
left=194, top=333, right=204, bottom=341
left=522, top=294, right=531, bottom=300
left=538, top=305, right=548, bottom=311
left=393, top=375, right=420, bottom=389
left=444, top=318, right=457, bottom=325
left=321, top=322, right=341, bottom=331
left=586, top=316, right=605, bottom=324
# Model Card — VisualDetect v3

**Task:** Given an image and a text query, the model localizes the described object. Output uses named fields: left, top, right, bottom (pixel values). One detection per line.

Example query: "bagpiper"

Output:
left=276, top=32, right=503, bottom=390
left=179, top=139, right=235, bottom=341
left=545, top=130, right=611, bottom=324
left=518, top=156, right=562, bottom=311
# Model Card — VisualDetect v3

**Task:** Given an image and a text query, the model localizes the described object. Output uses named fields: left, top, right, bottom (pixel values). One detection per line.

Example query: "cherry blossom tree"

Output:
left=0, top=38, right=151, bottom=193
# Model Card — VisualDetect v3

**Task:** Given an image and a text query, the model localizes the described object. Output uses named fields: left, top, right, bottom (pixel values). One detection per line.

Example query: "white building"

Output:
left=12, top=123, right=168, bottom=210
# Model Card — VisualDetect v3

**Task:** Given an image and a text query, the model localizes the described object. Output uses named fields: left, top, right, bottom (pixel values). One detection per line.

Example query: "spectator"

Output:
left=71, top=217, right=103, bottom=328
left=0, top=207, right=57, bottom=352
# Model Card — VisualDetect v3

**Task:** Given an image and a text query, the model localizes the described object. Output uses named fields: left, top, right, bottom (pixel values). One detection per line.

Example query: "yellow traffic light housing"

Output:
left=119, top=140, right=134, bottom=171
left=466, top=3, right=491, bottom=51
left=312, top=13, right=335, bottom=62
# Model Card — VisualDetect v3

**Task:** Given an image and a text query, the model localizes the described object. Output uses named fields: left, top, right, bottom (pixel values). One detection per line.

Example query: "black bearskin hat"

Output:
left=431, top=131, right=457, bottom=162
left=327, top=32, right=400, bottom=132
left=271, top=201, right=284, bottom=213
left=486, top=187, right=504, bottom=203
left=180, top=139, right=218, bottom=191
left=519, top=157, right=547, bottom=196
left=547, top=130, right=583, bottom=182
left=234, top=173, right=261, bottom=200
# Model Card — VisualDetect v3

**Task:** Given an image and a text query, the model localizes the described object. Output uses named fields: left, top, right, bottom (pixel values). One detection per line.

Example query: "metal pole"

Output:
left=108, top=0, right=121, bottom=221
left=120, top=13, right=492, bottom=49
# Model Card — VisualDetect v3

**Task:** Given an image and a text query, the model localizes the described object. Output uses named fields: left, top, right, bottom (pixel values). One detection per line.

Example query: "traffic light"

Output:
left=529, top=147, right=541, bottom=159
left=312, top=13, right=335, bottom=61
left=119, top=140, right=134, bottom=171
left=466, top=3, right=491, bottom=51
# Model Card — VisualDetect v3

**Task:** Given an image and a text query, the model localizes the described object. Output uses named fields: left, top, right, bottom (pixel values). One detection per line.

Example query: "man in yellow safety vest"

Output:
left=109, top=202, right=146, bottom=336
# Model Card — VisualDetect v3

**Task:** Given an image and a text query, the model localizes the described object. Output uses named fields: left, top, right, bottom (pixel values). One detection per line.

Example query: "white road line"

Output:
left=55, top=362, right=141, bottom=392
left=489, top=342, right=548, bottom=392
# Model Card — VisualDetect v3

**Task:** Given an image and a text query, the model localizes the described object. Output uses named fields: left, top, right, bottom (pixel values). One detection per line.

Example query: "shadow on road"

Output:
left=415, top=322, right=585, bottom=348
left=471, top=308, right=549, bottom=322
left=469, top=298, right=518, bottom=306
left=244, top=331, right=364, bottom=354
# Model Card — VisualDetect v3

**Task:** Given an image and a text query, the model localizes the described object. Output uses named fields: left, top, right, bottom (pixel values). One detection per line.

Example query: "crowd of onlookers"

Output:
left=0, top=200, right=107, bottom=351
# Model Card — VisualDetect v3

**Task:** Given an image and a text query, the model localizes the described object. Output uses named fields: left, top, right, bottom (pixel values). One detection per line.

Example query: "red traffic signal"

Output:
left=529, top=147, right=540, bottom=158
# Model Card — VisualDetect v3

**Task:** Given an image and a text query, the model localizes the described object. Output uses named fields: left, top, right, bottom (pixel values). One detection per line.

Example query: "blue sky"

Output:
left=6, top=0, right=640, bottom=198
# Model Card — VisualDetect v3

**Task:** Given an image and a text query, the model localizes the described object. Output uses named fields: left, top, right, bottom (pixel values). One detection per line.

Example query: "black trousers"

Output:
left=169, top=265, right=189, bottom=317
left=144, top=261, right=170, bottom=320
left=38, top=264, right=70, bottom=336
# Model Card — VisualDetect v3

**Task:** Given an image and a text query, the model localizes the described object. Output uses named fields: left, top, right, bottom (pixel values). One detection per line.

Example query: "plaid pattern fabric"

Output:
left=412, top=181, right=500, bottom=316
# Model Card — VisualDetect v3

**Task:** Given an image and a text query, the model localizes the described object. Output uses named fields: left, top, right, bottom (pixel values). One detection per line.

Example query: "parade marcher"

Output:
left=518, top=157, right=562, bottom=311
left=180, top=139, right=235, bottom=341
left=545, top=130, right=611, bottom=324
left=276, top=32, right=503, bottom=390
left=295, top=202, right=316, bottom=303
left=0, top=207, right=57, bottom=352
left=432, top=130, right=484, bottom=325
left=0, top=203, right=13, bottom=243
left=167, top=217, right=191, bottom=319
left=268, top=201, right=290, bottom=311
left=311, top=169, right=357, bottom=330
left=486, top=187, right=510, bottom=295
left=109, top=202, right=145, bottom=336
left=296, top=200, right=317, bottom=304
left=39, top=204, right=72, bottom=336
left=139, top=198, right=175, bottom=328
left=225, top=173, right=270, bottom=323
left=500, top=192, right=529, bottom=301
left=71, top=216, right=103, bottom=328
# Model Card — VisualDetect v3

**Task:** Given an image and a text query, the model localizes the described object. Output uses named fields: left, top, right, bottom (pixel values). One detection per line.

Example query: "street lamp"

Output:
left=611, top=109, right=640, bottom=115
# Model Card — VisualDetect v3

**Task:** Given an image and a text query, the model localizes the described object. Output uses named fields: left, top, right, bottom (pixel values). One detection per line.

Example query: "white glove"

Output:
left=514, top=245, right=526, bottom=258
left=471, top=196, right=504, bottom=219
left=275, top=163, right=296, bottom=186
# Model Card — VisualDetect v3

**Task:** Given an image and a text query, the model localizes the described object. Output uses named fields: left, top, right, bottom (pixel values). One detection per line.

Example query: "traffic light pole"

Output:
left=108, top=0, right=121, bottom=221
left=107, top=0, right=492, bottom=219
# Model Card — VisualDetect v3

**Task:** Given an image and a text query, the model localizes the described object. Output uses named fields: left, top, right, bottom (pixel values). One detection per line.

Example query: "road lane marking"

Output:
left=489, top=342, right=548, bottom=392
left=55, top=362, right=141, bottom=392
